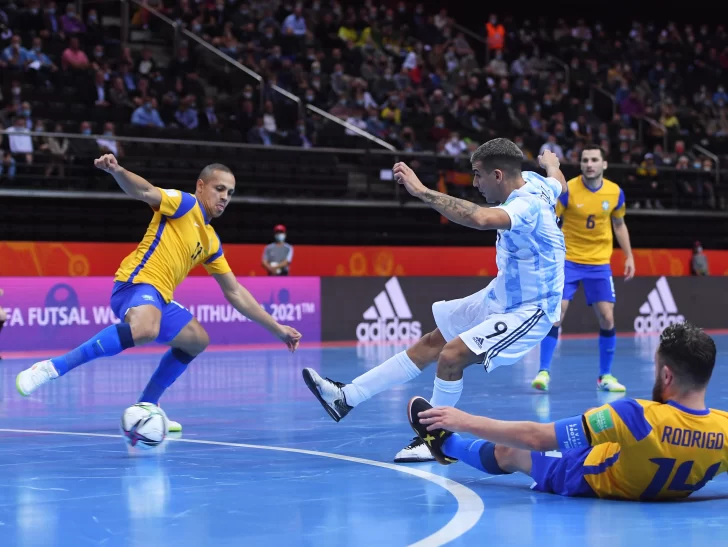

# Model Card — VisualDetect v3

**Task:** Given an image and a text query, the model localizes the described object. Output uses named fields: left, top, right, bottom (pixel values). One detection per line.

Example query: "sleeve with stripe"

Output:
left=583, top=399, right=653, bottom=447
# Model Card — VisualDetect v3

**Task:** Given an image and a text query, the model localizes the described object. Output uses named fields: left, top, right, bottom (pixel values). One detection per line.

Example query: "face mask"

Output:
left=82, top=128, right=91, bottom=135
left=704, top=165, right=712, bottom=171
left=275, top=233, right=286, bottom=242
left=693, top=162, right=701, bottom=169
left=544, top=100, right=552, bottom=106
left=697, top=247, right=703, bottom=252
left=243, top=92, right=252, bottom=99
left=306, top=94, right=314, bottom=101
left=145, top=103, right=153, bottom=110
left=534, top=104, right=541, bottom=111
left=192, top=24, right=202, bottom=32
left=47, top=8, right=55, bottom=14
left=34, top=46, right=42, bottom=52
left=88, top=15, right=97, bottom=22
left=31, top=8, right=38, bottom=14
left=23, top=109, right=31, bottom=117
left=586, top=104, right=593, bottom=111
left=503, top=99, right=511, bottom=105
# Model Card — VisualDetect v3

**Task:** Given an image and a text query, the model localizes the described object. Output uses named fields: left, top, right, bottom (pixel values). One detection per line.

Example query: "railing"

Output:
left=694, top=144, right=721, bottom=186
left=450, top=20, right=490, bottom=64
left=590, top=85, right=617, bottom=119
left=547, top=55, right=570, bottom=89
left=2, top=129, right=726, bottom=216
left=638, top=116, right=669, bottom=152
left=122, top=0, right=392, bottom=151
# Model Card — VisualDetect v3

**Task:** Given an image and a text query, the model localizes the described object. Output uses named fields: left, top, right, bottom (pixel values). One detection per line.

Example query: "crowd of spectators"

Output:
left=1, top=0, right=726, bottom=209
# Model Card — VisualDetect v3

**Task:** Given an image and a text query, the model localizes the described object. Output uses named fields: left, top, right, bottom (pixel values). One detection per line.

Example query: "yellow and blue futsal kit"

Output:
left=531, top=398, right=728, bottom=500
left=557, top=176, right=625, bottom=306
left=535, top=176, right=626, bottom=386
left=43, top=188, right=233, bottom=408
left=111, top=188, right=232, bottom=343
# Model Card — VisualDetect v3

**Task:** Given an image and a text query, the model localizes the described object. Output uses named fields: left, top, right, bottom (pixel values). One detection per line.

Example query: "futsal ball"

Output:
left=120, top=403, right=168, bottom=449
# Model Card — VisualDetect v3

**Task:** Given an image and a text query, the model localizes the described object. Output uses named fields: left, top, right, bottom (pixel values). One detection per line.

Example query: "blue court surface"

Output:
left=2, top=336, right=728, bottom=547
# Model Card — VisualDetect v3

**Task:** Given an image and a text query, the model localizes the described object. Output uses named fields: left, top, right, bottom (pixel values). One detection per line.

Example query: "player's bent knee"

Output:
left=436, top=342, right=470, bottom=374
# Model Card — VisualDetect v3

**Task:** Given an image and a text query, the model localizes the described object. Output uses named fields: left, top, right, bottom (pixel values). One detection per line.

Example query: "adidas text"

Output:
left=634, top=313, right=685, bottom=334
left=356, top=318, right=422, bottom=342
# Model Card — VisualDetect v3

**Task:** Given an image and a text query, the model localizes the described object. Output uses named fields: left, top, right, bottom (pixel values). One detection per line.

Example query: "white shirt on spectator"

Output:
left=263, top=113, right=277, bottom=133
left=6, top=126, right=33, bottom=153
left=97, top=137, right=118, bottom=155
left=345, top=116, right=367, bottom=136
left=445, top=137, right=467, bottom=156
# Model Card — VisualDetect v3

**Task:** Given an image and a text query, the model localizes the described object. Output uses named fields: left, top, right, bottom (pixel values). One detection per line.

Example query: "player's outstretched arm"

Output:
left=213, top=271, right=302, bottom=352
left=94, top=154, right=162, bottom=208
left=537, top=150, right=567, bottom=196
left=418, top=406, right=560, bottom=452
left=393, top=162, right=511, bottom=230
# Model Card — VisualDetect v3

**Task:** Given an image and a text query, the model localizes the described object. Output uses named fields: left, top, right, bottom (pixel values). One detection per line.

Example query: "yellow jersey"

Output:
left=556, top=176, right=625, bottom=266
left=115, top=188, right=232, bottom=302
left=581, top=398, right=728, bottom=500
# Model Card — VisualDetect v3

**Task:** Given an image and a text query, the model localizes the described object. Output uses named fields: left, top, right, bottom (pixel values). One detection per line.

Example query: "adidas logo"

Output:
left=472, top=336, right=484, bottom=349
left=634, top=277, right=685, bottom=334
left=356, top=277, right=422, bottom=342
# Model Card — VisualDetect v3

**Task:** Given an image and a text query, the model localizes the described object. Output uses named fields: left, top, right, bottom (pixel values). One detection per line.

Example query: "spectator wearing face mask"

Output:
left=131, top=99, right=165, bottom=128
left=691, top=241, right=710, bottom=276
left=262, top=225, right=293, bottom=276
left=60, top=4, right=86, bottom=35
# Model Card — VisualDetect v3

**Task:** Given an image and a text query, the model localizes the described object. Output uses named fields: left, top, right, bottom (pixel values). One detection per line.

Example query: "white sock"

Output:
left=342, top=351, right=421, bottom=407
left=429, top=377, right=464, bottom=408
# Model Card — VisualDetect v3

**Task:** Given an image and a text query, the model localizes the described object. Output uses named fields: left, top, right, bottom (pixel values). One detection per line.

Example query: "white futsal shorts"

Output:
left=432, top=288, right=551, bottom=372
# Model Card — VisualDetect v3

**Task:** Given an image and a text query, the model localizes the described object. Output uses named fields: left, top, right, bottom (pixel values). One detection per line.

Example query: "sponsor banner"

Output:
left=2, top=241, right=726, bottom=277
left=321, top=276, right=728, bottom=341
left=0, top=277, right=320, bottom=351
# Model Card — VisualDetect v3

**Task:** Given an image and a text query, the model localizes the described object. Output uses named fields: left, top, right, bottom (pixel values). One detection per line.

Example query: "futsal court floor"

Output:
left=1, top=335, right=728, bottom=547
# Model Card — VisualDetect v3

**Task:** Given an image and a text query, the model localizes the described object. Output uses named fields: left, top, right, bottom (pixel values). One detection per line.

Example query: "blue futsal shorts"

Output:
left=562, top=261, right=616, bottom=306
left=110, top=281, right=193, bottom=344
left=530, top=447, right=597, bottom=497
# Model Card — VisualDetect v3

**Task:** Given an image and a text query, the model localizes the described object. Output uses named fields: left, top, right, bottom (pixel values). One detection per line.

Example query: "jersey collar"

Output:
left=196, top=197, right=211, bottom=225
left=580, top=175, right=603, bottom=193
left=667, top=400, right=710, bottom=416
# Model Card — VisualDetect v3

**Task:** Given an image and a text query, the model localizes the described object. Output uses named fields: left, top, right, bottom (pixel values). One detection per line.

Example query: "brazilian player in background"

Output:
left=410, top=322, right=728, bottom=501
left=533, top=145, right=635, bottom=393
left=16, top=155, right=302, bottom=432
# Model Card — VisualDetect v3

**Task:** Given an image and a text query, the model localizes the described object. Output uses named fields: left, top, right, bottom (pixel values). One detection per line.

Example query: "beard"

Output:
left=652, top=375, right=665, bottom=403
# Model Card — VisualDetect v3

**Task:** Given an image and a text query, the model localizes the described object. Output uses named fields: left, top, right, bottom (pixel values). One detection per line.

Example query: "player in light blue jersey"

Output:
left=303, top=139, right=567, bottom=462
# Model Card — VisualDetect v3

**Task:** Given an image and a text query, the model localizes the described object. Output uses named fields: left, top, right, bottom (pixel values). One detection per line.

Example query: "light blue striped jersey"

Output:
left=485, top=171, right=566, bottom=322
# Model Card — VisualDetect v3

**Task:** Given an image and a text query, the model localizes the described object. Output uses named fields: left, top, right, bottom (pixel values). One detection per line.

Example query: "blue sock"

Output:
left=139, top=348, right=195, bottom=405
left=599, top=328, right=617, bottom=377
left=539, top=325, right=560, bottom=373
left=51, top=323, right=134, bottom=376
left=442, top=433, right=510, bottom=475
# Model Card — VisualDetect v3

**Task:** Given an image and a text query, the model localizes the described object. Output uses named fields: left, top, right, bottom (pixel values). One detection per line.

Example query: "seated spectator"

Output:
left=6, top=116, right=34, bottom=166
left=60, top=3, right=86, bottom=35
left=444, top=131, right=467, bottom=156
left=72, top=121, right=100, bottom=158
left=174, top=96, right=199, bottom=130
left=247, top=117, right=274, bottom=145
left=45, top=122, right=69, bottom=178
left=109, top=77, right=134, bottom=108
left=96, top=123, right=123, bottom=157
left=131, top=100, right=165, bottom=128
left=3, top=36, right=31, bottom=69
left=539, top=135, right=565, bottom=161
left=61, top=37, right=89, bottom=72
left=199, top=97, right=222, bottom=131
left=88, top=71, right=110, bottom=107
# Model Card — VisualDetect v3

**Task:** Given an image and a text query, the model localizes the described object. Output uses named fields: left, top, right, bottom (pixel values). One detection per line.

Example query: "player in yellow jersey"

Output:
left=409, top=322, right=728, bottom=501
left=16, top=155, right=302, bottom=432
left=533, top=145, right=635, bottom=393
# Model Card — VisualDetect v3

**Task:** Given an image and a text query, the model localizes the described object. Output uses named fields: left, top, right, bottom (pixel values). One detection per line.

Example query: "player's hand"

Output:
left=538, top=150, right=560, bottom=170
left=94, top=154, right=122, bottom=174
left=393, top=162, right=427, bottom=198
left=624, top=255, right=636, bottom=281
left=418, top=406, right=474, bottom=433
left=276, top=325, right=302, bottom=352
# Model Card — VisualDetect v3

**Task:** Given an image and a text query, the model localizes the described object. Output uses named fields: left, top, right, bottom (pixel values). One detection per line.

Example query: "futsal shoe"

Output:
left=394, top=437, right=436, bottom=463
left=16, top=360, right=59, bottom=396
left=302, top=368, right=353, bottom=422
left=406, top=396, right=457, bottom=465
left=155, top=405, right=182, bottom=433
left=531, top=370, right=551, bottom=392
left=597, top=374, right=626, bottom=392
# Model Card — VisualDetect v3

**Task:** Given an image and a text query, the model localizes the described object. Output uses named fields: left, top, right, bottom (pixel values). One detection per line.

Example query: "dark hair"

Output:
left=470, top=138, right=523, bottom=177
left=198, top=163, right=233, bottom=183
left=581, top=145, right=607, bottom=160
left=657, top=323, right=716, bottom=389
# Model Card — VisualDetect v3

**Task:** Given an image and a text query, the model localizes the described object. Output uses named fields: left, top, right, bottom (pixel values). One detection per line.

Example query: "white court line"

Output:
left=0, top=429, right=484, bottom=547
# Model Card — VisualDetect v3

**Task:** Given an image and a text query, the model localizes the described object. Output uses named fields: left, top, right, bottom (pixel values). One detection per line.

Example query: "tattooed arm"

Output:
left=419, top=188, right=512, bottom=230
left=393, top=161, right=511, bottom=230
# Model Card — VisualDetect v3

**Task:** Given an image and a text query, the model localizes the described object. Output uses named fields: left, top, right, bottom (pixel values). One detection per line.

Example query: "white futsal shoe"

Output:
left=16, top=360, right=59, bottom=396
left=302, top=368, right=353, bottom=422
left=394, top=437, right=436, bottom=463
left=153, top=404, right=182, bottom=433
